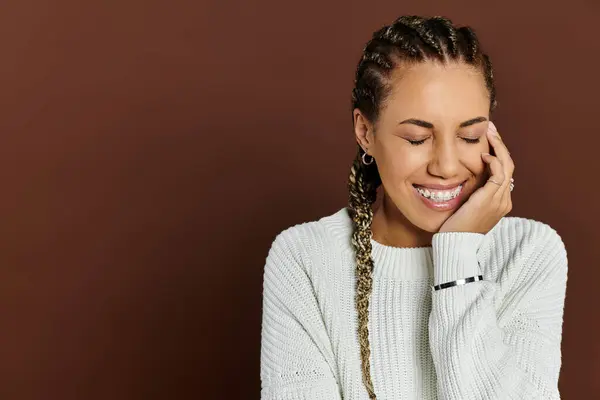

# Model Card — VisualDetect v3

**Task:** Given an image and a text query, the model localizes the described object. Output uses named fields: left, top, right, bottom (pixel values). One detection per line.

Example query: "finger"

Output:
left=487, top=122, right=515, bottom=183
left=488, top=122, right=515, bottom=211
left=501, top=176, right=514, bottom=214
left=487, top=122, right=515, bottom=199
left=481, top=152, right=505, bottom=196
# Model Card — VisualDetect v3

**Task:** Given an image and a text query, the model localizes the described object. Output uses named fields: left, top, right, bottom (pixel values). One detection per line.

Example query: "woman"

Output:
left=260, top=15, right=568, bottom=400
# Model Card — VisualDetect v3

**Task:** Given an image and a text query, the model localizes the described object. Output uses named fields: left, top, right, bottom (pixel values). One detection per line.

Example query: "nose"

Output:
left=427, top=138, right=461, bottom=179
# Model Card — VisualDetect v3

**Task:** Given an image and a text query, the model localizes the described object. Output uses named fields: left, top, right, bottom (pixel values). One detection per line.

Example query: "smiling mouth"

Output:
left=412, top=180, right=466, bottom=202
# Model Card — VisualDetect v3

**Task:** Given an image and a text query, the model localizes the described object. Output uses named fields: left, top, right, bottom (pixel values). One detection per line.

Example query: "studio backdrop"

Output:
left=0, top=0, right=598, bottom=398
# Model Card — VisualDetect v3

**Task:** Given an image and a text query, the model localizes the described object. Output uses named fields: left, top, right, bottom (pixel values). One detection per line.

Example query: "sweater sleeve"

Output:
left=260, top=229, right=342, bottom=400
left=428, top=226, right=568, bottom=400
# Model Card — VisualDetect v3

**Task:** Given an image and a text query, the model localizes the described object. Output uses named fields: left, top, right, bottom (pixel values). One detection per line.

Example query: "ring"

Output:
left=488, top=177, right=515, bottom=191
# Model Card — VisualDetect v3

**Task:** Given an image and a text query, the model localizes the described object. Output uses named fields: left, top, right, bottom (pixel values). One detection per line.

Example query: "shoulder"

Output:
left=482, top=216, right=568, bottom=288
left=265, top=207, right=353, bottom=275
left=489, top=216, right=567, bottom=256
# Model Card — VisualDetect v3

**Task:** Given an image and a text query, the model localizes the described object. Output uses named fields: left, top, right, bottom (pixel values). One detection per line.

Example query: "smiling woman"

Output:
left=260, top=15, right=568, bottom=400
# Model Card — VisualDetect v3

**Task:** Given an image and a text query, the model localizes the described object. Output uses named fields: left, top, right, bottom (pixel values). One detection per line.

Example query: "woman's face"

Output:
left=354, top=61, right=492, bottom=233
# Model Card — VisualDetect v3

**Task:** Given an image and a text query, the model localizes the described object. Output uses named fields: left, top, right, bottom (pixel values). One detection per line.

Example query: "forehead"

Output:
left=383, top=61, right=490, bottom=122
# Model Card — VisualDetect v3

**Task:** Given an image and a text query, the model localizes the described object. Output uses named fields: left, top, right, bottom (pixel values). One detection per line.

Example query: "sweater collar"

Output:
left=320, top=207, right=434, bottom=280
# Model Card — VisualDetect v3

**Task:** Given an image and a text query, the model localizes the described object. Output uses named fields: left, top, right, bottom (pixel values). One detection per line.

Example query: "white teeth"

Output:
left=416, top=185, right=462, bottom=202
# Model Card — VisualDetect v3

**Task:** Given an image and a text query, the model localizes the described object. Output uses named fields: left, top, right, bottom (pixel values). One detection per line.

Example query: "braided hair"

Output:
left=348, top=16, right=497, bottom=399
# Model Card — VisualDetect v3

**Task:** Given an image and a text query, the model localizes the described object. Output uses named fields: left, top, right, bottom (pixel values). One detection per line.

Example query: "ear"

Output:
left=353, top=109, right=375, bottom=154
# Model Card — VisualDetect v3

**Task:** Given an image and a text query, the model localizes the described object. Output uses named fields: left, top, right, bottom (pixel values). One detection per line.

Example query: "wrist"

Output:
left=431, top=232, right=484, bottom=286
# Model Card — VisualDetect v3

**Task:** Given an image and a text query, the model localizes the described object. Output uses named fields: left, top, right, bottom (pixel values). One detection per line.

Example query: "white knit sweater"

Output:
left=260, top=207, right=568, bottom=400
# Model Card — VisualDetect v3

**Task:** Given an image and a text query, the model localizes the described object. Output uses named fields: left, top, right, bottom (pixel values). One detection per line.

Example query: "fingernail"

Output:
left=489, top=123, right=501, bottom=140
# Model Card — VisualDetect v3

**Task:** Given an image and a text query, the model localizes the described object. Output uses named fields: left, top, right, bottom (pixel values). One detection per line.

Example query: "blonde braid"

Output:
left=348, top=147, right=380, bottom=399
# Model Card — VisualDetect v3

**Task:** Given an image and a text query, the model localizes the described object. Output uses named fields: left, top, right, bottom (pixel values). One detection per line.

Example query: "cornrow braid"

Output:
left=429, top=16, right=459, bottom=56
left=348, top=15, right=497, bottom=399
left=401, top=16, right=445, bottom=57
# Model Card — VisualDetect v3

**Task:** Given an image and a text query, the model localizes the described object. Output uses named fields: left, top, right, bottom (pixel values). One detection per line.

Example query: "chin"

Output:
left=388, top=196, right=454, bottom=234
left=411, top=213, right=451, bottom=233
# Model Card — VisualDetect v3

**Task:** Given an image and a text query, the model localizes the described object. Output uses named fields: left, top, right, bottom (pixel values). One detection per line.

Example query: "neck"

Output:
left=371, top=192, right=433, bottom=248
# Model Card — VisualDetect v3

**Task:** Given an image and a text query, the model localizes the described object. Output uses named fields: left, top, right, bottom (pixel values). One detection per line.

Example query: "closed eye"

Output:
left=407, top=137, right=481, bottom=146
left=408, top=138, right=427, bottom=145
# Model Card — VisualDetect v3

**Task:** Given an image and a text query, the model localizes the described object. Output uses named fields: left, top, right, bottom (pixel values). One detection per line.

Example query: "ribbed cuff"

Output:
left=431, top=232, right=485, bottom=286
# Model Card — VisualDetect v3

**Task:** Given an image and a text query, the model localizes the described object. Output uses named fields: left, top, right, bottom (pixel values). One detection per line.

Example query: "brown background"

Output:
left=0, top=0, right=598, bottom=399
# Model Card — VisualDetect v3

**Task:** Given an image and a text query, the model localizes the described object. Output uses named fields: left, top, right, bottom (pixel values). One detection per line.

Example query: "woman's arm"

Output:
left=428, top=223, right=568, bottom=400
left=260, top=229, right=342, bottom=400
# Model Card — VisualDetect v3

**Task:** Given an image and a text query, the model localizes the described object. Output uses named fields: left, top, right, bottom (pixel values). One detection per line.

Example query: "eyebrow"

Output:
left=398, top=116, right=488, bottom=129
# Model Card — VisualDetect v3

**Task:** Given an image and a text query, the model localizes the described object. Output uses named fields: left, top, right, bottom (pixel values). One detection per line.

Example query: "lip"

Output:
left=413, top=181, right=467, bottom=211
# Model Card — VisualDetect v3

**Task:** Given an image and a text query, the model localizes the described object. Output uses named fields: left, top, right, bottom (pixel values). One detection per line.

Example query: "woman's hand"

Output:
left=438, top=122, right=514, bottom=234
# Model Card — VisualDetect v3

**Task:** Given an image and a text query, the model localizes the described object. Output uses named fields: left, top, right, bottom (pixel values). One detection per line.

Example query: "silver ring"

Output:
left=488, top=178, right=502, bottom=186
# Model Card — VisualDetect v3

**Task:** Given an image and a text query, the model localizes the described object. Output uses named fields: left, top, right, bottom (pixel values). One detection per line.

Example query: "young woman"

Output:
left=260, top=15, right=568, bottom=400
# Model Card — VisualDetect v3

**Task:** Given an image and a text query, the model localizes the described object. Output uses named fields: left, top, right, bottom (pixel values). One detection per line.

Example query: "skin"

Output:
left=354, top=61, right=515, bottom=248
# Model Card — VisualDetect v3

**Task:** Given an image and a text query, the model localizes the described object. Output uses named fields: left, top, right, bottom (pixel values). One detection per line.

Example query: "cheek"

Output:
left=376, top=147, right=420, bottom=183
left=462, top=149, right=489, bottom=186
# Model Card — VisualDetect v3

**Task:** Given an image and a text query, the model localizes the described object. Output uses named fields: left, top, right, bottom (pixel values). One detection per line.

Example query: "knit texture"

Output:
left=260, top=207, right=568, bottom=399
